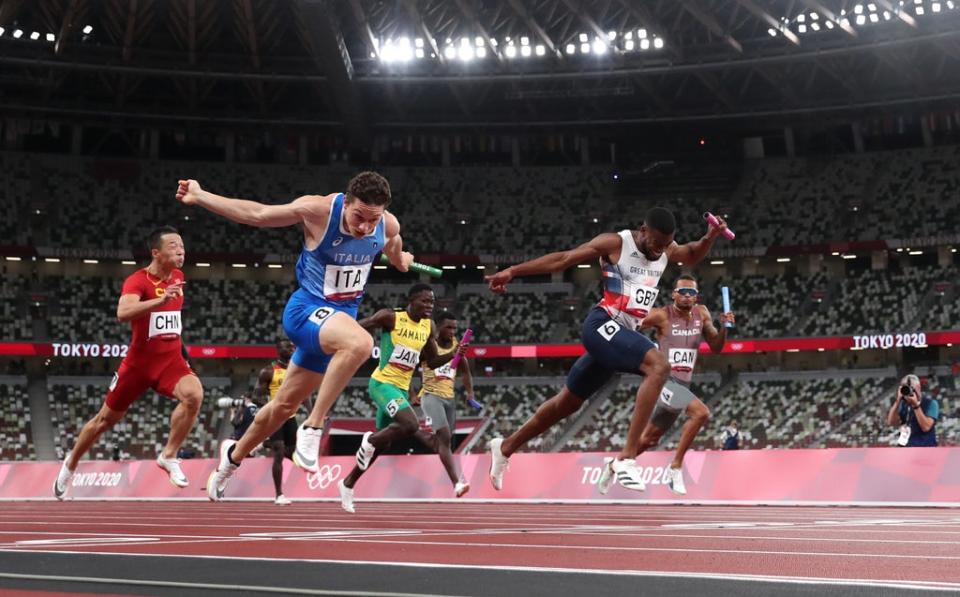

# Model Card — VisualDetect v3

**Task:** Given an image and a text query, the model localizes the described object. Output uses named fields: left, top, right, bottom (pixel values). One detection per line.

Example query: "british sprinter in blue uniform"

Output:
left=175, top=173, right=414, bottom=500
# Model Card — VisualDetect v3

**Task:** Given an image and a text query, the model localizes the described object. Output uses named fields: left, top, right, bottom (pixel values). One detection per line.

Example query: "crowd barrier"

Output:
left=4, top=447, right=960, bottom=506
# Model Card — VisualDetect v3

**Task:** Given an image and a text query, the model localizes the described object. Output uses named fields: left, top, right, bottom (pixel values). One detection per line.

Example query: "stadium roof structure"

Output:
left=0, top=0, right=959, bottom=143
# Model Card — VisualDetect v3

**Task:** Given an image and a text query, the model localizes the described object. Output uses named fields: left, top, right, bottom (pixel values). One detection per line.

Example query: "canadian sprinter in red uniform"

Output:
left=53, top=226, right=205, bottom=499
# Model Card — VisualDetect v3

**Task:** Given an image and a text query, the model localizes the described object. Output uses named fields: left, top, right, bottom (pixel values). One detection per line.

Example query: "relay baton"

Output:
left=378, top=254, right=443, bottom=278
left=721, top=286, right=733, bottom=328
left=704, top=212, right=735, bottom=240
left=449, top=328, right=473, bottom=370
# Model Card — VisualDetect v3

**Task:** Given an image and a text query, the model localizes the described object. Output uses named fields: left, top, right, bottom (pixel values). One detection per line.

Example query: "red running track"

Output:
left=2, top=501, right=960, bottom=590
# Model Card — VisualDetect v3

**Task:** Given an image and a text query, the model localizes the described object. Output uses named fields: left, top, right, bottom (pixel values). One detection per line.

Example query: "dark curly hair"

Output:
left=346, top=171, right=392, bottom=206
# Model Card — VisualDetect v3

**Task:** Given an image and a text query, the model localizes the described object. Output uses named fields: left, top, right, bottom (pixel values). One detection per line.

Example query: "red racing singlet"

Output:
left=120, top=268, right=185, bottom=365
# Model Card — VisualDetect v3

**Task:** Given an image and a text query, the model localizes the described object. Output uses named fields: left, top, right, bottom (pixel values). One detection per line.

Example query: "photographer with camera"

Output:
left=218, top=393, right=265, bottom=443
left=886, top=374, right=939, bottom=447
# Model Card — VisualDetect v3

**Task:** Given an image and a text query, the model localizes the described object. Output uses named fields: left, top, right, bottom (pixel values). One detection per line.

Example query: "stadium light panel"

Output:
left=826, top=20, right=835, bottom=28
left=520, top=36, right=530, bottom=46
left=520, top=45, right=531, bottom=57
left=592, top=39, right=606, bottom=54
left=932, top=2, right=942, bottom=11
left=856, top=14, right=867, bottom=24
left=811, top=22, right=821, bottom=30
left=869, top=12, right=879, bottom=21
left=415, top=48, right=424, bottom=58
left=625, top=39, right=635, bottom=50
left=475, top=36, right=484, bottom=47
left=580, top=42, right=590, bottom=53
left=640, top=39, right=650, bottom=50
left=625, top=31, right=633, bottom=40
left=798, top=14, right=806, bottom=22
left=13, top=29, right=23, bottom=38
left=415, top=37, right=424, bottom=48
left=476, top=47, right=486, bottom=58
left=638, top=28, right=647, bottom=39
left=653, top=37, right=664, bottom=49
left=798, top=24, right=807, bottom=32
left=768, top=27, right=778, bottom=36
left=490, top=38, right=498, bottom=47
left=535, top=44, right=545, bottom=56
left=607, top=31, right=616, bottom=40
left=565, top=43, right=576, bottom=54
left=579, top=33, right=588, bottom=42
left=444, top=46, right=456, bottom=59
left=458, top=45, right=473, bottom=61
left=505, top=45, right=517, bottom=58
left=854, top=4, right=864, bottom=13
left=46, top=33, right=55, bottom=42
left=915, top=6, right=924, bottom=13
left=810, top=12, right=820, bottom=19
left=82, top=25, right=93, bottom=34
left=868, top=2, right=878, bottom=10
left=0, top=27, right=4, bottom=36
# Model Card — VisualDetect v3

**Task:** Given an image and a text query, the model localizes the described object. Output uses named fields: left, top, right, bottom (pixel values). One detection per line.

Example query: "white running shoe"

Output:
left=156, top=454, right=189, bottom=488
left=53, top=459, right=75, bottom=500
left=356, top=432, right=375, bottom=471
left=596, top=457, right=616, bottom=495
left=488, top=437, right=509, bottom=491
left=292, top=425, right=323, bottom=474
left=597, top=458, right=647, bottom=494
left=667, top=466, right=687, bottom=495
left=338, top=479, right=355, bottom=513
left=455, top=481, right=470, bottom=498
left=206, top=439, right=239, bottom=502
left=274, top=494, right=292, bottom=506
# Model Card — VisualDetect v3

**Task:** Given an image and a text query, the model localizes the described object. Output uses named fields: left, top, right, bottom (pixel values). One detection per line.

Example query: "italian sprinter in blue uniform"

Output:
left=175, top=173, right=413, bottom=500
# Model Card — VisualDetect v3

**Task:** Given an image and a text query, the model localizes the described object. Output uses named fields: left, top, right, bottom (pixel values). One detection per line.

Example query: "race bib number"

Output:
left=668, top=348, right=697, bottom=372
left=386, top=398, right=402, bottom=417
left=659, top=386, right=674, bottom=406
left=434, top=362, right=455, bottom=381
left=626, top=284, right=659, bottom=314
left=597, top=320, right=621, bottom=341
left=388, top=344, right=421, bottom=371
left=308, top=307, right=334, bottom=326
left=148, top=311, right=182, bottom=339
left=323, top=263, right=371, bottom=299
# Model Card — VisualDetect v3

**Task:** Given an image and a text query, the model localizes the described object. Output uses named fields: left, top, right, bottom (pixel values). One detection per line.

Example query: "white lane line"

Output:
left=316, top=536, right=960, bottom=561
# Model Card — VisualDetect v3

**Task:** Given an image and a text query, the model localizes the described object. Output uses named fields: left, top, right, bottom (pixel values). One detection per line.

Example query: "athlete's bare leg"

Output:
left=619, top=350, right=670, bottom=460
left=672, top=399, right=709, bottom=469
left=302, top=313, right=374, bottom=428
left=433, top=427, right=460, bottom=485
left=231, top=362, right=324, bottom=462
left=345, top=407, right=420, bottom=488
left=161, top=374, right=204, bottom=459
left=66, top=403, right=125, bottom=470
left=637, top=424, right=666, bottom=456
left=501, top=387, right=584, bottom=458
left=271, top=440, right=293, bottom=496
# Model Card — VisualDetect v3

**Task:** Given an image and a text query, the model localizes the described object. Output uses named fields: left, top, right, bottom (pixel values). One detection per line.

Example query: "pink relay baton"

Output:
left=704, top=212, right=735, bottom=241
left=449, top=328, right=473, bottom=370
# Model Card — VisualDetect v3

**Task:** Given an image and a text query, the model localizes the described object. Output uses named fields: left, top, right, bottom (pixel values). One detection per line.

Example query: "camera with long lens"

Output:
left=217, top=397, right=246, bottom=408
left=899, top=385, right=914, bottom=397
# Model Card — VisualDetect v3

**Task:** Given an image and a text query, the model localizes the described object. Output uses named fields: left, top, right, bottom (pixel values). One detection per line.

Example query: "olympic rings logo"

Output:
left=305, top=464, right=342, bottom=490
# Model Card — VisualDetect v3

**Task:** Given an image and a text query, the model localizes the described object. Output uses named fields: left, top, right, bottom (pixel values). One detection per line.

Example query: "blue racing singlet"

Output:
left=295, top=193, right=385, bottom=309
